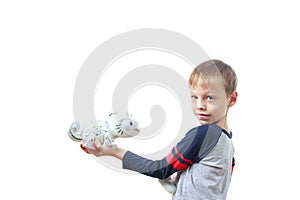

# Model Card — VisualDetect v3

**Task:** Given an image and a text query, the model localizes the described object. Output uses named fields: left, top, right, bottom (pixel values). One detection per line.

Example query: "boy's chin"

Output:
left=198, top=120, right=211, bottom=125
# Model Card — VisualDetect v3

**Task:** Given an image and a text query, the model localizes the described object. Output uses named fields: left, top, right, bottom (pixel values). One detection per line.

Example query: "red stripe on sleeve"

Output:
left=174, top=147, right=193, bottom=165
left=231, top=158, right=235, bottom=175
left=166, top=147, right=193, bottom=170
left=166, top=151, right=176, bottom=163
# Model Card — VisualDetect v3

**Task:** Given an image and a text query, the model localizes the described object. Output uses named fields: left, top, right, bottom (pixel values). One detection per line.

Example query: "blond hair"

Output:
left=189, top=59, right=238, bottom=96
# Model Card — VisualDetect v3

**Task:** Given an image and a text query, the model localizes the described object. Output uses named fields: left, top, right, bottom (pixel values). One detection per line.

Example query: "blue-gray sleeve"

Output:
left=122, top=124, right=222, bottom=179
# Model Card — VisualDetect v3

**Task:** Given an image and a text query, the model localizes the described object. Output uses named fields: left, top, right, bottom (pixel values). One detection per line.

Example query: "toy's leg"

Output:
left=103, top=133, right=114, bottom=146
left=81, top=134, right=96, bottom=150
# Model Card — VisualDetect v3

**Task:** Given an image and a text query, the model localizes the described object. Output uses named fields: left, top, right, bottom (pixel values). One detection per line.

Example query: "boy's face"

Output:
left=190, top=77, right=233, bottom=128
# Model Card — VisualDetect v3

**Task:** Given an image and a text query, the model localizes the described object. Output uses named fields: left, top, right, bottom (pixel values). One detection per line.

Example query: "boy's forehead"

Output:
left=190, top=76, right=224, bottom=92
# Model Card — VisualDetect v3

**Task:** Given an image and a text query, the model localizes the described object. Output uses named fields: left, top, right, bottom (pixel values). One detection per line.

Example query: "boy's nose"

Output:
left=196, top=100, right=206, bottom=110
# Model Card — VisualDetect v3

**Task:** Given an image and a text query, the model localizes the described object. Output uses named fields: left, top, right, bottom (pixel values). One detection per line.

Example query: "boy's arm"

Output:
left=82, top=132, right=196, bottom=179
left=84, top=125, right=221, bottom=179
left=123, top=125, right=220, bottom=179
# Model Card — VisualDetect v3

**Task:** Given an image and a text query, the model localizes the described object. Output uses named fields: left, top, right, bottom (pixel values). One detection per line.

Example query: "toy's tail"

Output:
left=68, top=122, right=82, bottom=142
left=158, top=177, right=177, bottom=194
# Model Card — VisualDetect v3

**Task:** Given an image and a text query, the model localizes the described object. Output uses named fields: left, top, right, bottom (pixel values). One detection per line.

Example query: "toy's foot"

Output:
left=158, top=178, right=177, bottom=194
left=104, top=136, right=114, bottom=147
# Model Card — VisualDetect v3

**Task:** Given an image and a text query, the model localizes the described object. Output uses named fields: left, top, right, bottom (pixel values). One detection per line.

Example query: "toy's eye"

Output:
left=129, top=122, right=133, bottom=126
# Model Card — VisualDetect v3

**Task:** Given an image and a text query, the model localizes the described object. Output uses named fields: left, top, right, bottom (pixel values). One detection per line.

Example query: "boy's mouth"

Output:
left=197, top=114, right=211, bottom=121
left=197, top=113, right=210, bottom=117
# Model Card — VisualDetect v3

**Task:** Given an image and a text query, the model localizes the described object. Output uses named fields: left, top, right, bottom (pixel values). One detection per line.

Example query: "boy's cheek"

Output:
left=191, top=100, right=200, bottom=108
left=191, top=104, right=198, bottom=113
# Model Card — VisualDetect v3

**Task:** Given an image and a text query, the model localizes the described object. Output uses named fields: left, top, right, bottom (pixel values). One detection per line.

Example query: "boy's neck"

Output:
left=204, top=120, right=230, bottom=133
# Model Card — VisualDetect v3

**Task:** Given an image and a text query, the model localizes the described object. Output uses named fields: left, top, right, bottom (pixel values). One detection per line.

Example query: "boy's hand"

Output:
left=80, top=140, right=127, bottom=160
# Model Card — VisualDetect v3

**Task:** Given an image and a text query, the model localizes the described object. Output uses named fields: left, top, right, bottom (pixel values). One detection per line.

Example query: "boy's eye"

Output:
left=206, top=96, right=214, bottom=101
left=191, top=95, right=198, bottom=100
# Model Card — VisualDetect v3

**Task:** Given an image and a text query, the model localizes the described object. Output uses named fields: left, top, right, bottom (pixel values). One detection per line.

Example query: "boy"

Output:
left=82, top=59, right=238, bottom=199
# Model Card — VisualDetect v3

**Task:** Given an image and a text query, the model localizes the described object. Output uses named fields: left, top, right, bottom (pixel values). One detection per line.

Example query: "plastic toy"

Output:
left=159, top=174, right=177, bottom=194
left=68, top=112, right=140, bottom=149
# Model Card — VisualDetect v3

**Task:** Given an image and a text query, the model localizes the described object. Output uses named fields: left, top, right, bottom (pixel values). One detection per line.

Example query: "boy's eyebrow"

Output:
left=190, top=88, right=218, bottom=95
left=190, top=90, right=210, bottom=95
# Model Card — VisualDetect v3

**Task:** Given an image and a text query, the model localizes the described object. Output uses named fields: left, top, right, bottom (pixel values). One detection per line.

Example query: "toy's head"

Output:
left=111, top=113, right=140, bottom=137
left=115, top=117, right=140, bottom=137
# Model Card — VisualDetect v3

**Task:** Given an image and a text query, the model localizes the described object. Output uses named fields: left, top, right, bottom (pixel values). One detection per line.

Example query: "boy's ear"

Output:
left=228, top=91, right=238, bottom=107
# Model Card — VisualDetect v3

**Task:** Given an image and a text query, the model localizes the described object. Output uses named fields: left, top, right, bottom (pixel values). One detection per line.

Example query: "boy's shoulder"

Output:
left=188, top=124, right=223, bottom=138
left=184, top=124, right=232, bottom=149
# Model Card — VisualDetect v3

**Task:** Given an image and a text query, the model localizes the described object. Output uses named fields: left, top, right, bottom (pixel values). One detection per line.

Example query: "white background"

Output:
left=1, top=1, right=300, bottom=199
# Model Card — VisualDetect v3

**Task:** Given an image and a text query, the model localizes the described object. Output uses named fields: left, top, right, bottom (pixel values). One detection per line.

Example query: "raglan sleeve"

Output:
left=122, top=125, right=210, bottom=179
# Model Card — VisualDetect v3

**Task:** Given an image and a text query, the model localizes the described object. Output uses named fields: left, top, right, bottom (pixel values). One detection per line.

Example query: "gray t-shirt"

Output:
left=123, top=124, right=235, bottom=200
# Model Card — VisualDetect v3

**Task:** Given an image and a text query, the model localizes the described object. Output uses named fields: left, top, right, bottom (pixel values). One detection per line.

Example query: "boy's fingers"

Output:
left=80, top=144, right=91, bottom=154
left=94, top=140, right=102, bottom=149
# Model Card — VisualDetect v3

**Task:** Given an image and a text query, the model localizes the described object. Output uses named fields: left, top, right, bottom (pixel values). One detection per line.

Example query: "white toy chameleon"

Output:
left=68, top=112, right=176, bottom=194
left=68, top=112, right=140, bottom=149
